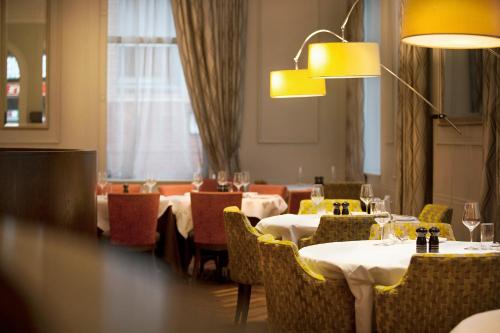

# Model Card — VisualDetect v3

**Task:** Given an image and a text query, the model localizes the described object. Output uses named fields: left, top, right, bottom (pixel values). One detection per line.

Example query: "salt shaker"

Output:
left=341, top=202, right=350, bottom=215
left=416, top=227, right=427, bottom=253
left=123, top=184, right=129, bottom=193
left=333, top=202, right=341, bottom=215
left=428, top=227, right=440, bottom=253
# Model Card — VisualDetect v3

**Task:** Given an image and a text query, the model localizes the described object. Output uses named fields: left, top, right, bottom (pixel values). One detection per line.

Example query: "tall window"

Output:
left=363, top=0, right=381, bottom=175
left=107, top=0, right=202, bottom=180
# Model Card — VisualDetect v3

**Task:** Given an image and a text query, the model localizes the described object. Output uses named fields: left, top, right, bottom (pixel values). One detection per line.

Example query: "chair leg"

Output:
left=241, top=284, right=252, bottom=325
left=234, top=283, right=244, bottom=324
left=193, top=248, right=201, bottom=280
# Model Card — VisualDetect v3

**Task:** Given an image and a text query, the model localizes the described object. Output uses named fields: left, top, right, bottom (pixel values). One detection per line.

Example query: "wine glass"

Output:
left=97, top=171, right=108, bottom=196
left=311, top=184, right=324, bottom=214
left=373, top=200, right=390, bottom=242
left=192, top=171, right=203, bottom=192
left=462, top=202, right=481, bottom=250
left=144, top=177, right=157, bottom=193
left=217, top=171, right=228, bottom=186
left=330, top=165, right=336, bottom=182
left=360, top=184, right=374, bottom=213
left=233, top=172, right=243, bottom=192
left=297, top=166, right=303, bottom=184
left=241, top=171, right=250, bottom=192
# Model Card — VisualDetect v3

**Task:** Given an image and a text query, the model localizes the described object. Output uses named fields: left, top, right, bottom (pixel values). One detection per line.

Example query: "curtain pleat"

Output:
left=171, top=0, right=248, bottom=173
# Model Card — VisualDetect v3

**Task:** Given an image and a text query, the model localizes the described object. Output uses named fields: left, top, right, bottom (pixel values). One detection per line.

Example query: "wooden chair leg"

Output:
left=241, top=284, right=252, bottom=325
left=234, top=283, right=244, bottom=324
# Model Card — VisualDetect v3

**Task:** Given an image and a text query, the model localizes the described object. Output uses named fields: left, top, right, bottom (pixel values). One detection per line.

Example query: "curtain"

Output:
left=171, top=0, right=248, bottom=174
left=345, top=0, right=365, bottom=181
left=395, top=2, right=433, bottom=215
left=478, top=49, right=500, bottom=241
left=107, top=0, right=203, bottom=180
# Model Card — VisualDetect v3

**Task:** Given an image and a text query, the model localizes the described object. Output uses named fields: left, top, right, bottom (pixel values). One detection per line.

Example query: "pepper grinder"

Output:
left=333, top=202, right=341, bottom=215
left=123, top=184, right=129, bottom=193
left=341, top=202, right=350, bottom=215
left=416, top=227, right=427, bottom=253
left=428, top=227, right=440, bottom=253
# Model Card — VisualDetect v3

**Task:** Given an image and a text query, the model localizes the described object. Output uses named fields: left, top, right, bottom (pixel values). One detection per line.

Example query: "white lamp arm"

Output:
left=293, top=29, right=345, bottom=69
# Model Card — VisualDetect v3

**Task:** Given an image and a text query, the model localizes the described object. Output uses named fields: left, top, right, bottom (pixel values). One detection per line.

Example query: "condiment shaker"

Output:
left=123, top=184, right=129, bottom=193
left=428, top=227, right=440, bottom=253
left=341, top=202, right=350, bottom=215
left=416, top=227, right=427, bottom=253
left=333, top=202, right=341, bottom=215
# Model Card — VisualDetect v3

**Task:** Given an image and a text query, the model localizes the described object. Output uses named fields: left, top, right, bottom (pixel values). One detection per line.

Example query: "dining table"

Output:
left=299, top=240, right=496, bottom=333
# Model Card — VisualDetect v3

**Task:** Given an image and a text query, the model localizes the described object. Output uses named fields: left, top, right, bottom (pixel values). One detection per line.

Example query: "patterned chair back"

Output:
left=287, top=190, right=311, bottom=214
left=298, top=199, right=362, bottom=214
left=418, top=204, right=453, bottom=224
left=158, top=184, right=192, bottom=196
left=257, top=234, right=355, bottom=333
left=375, top=253, right=500, bottom=333
left=369, top=221, right=456, bottom=240
left=323, top=182, right=363, bottom=199
left=223, top=207, right=262, bottom=285
left=299, top=215, right=376, bottom=248
left=248, top=184, right=288, bottom=200
left=108, top=193, right=160, bottom=246
left=191, top=192, right=242, bottom=246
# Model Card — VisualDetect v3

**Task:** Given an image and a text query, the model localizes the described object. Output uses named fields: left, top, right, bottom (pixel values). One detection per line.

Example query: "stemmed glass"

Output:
left=311, top=184, right=325, bottom=214
left=217, top=171, right=228, bottom=189
left=144, top=177, right=157, bottom=193
left=360, top=184, right=374, bottom=213
left=462, top=202, right=481, bottom=250
left=373, top=200, right=391, bottom=243
left=97, top=171, right=108, bottom=197
left=241, top=171, right=250, bottom=192
left=192, top=171, right=203, bottom=192
left=233, top=172, right=243, bottom=192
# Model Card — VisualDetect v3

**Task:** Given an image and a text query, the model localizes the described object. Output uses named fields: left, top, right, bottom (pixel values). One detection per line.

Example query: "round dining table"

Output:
left=450, top=309, right=500, bottom=333
left=299, top=240, right=495, bottom=333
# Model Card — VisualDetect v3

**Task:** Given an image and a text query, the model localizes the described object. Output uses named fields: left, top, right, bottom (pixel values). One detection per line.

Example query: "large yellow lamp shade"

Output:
left=401, top=0, right=500, bottom=49
left=308, top=42, right=381, bottom=79
left=270, top=69, right=326, bottom=98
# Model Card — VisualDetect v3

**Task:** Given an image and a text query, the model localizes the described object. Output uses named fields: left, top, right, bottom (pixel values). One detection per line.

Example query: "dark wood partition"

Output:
left=0, top=149, right=96, bottom=234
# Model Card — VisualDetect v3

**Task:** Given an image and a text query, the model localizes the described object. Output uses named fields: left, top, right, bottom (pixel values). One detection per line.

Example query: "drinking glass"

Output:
left=97, top=171, right=108, bottom=196
left=297, top=166, right=303, bottom=184
left=241, top=171, right=250, bottom=192
left=462, top=202, right=481, bottom=250
left=144, top=177, right=157, bottom=193
left=480, top=223, right=494, bottom=250
left=192, top=171, right=203, bottom=192
left=217, top=171, right=227, bottom=186
left=372, top=200, right=390, bottom=242
left=330, top=165, right=336, bottom=182
left=233, top=172, right=243, bottom=192
left=360, top=184, right=374, bottom=213
left=311, top=184, right=324, bottom=213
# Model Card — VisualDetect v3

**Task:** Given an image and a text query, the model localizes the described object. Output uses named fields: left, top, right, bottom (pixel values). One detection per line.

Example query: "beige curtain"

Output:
left=478, top=49, right=500, bottom=241
left=345, top=0, right=365, bottom=181
left=171, top=0, right=247, bottom=173
left=395, top=7, right=433, bottom=215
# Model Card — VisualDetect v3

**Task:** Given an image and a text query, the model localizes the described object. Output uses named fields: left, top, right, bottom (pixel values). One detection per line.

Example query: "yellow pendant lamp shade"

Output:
left=270, top=69, right=326, bottom=98
left=401, top=0, right=500, bottom=49
left=308, top=42, right=381, bottom=79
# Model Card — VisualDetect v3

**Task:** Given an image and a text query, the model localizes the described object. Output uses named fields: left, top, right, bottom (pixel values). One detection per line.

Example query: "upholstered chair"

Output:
left=199, top=178, right=218, bottom=192
left=369, top=221, right=456, bottom=241
left=287, top=190, right=311, bottom=214
left=418, top=203, right=453, bottom=224
left=257, top=234, right=355, bottom=333
left=223, top=207, right=263, bottom=325
left=298, top=199, right=362, bottom=215
left=248, top=184, right=288, bottom=200
left=298, top=215, right=376, bottom=248
left=107, top=193, right=160, bottom=249
left=109, top=184, right=142, bottom=194
left=190, top=192, right=242, bottom=279
left=323, top=182, right=363, bottom=199
left=158, top=184, right=192, bottom=196
left=374, top=253, right=500, bottom=333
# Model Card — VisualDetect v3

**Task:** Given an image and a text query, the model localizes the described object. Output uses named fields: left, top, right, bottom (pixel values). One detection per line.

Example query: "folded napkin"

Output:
left=392, top=214, right=418, bottom=221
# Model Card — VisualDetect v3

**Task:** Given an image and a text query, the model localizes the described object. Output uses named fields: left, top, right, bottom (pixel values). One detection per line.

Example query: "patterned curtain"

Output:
left=171, top=0, right=248, bottom=173
left=345, top=0, right=365, bottom=181
left=395, top=2, right=433, bottom=215
left=477, top=49, right=500, bottom=241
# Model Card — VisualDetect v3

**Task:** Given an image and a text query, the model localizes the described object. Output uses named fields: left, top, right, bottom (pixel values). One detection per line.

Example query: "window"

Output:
left=107, top=0, right=203, bottom=180
left=363, top=0, right=381, bottom=175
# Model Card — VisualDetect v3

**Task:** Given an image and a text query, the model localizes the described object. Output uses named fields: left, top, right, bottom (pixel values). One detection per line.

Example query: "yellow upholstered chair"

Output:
left=298, top=199, right=362, bottom=215
left=223, top=207, right=263, bottom=324
left=374, top=253, right=500, bottom=333
left=369, top=222, right=456, bottom=241
left=299, top=215, right=376, bottom=248
left=323, top=182, right=363, bottom=199
left=257, top=234, right=355, bottom=333
left=418, top=203, right=453, bottom=224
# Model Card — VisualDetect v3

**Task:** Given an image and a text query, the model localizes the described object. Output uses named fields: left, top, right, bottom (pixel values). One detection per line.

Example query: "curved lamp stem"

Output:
left=341, top=0, right=361, bottom=40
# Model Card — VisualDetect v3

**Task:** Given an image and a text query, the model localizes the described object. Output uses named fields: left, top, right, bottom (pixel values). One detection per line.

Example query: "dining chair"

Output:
left=323, top=182, right=363, bottom=199
left=190, top=192, right=242, bottom=279
left=369, top=221, right=456, bottom=240
left=287, top=190, right=311, bottom=214
left=107, top=193, right=160, bottom=250
left=158, top=184, right=192, bottom=196
left=108, top=184, right=142, bottom=194
left=248, top=184, right=288, bottom=200
left=199, top=178, right=218, bottom=192
left=418, top=203, right=453, bottom=224
left=298, top=199, right=362, bottom=214
left=374, top=253, right=500, bottom=333
left=257, top=234, right=355, bottom=333
left=223, top=206, right=263, bottom=325
left=298, top=215, right=376, bottom=248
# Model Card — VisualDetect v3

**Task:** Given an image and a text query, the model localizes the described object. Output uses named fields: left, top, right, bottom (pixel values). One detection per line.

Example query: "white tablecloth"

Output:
left=299, top=240, right=493, bottom=333
left=255, top=214, right=321, bottom=243
left=451, top=309, right=500, bottom=333
left=97, top=195, right=171, bottom=233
